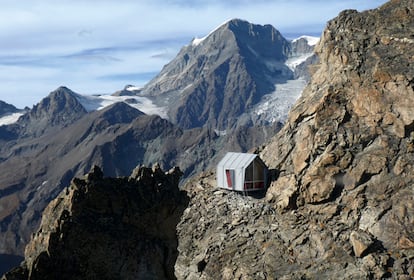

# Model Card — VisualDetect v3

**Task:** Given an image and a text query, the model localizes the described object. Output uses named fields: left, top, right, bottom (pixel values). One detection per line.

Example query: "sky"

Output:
left=0, top=0, right=388, bottom=108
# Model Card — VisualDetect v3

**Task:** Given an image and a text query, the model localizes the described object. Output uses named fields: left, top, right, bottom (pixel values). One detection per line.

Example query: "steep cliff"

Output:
left=262, top=0, right=414, bottom=239
left=176, top=0, right=414, bottom=279
left=2, top=165, right=188, bottom=280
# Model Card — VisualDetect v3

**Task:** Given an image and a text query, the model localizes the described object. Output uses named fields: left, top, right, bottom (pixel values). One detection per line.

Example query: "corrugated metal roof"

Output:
left=217, top=152, right=258, bottom=169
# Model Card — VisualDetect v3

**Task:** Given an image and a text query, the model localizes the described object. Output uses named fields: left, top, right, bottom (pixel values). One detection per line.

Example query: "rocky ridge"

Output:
left=176, top=173, right=384, bottom=279
left=0, top=101, right=19, bottom=117
left=2, top=164, right=188, bottom=280
left=177, top=0, right=414, bottom=279
left=262, top=0, right=414, bottom=246
left=15, top=87, right=88, bottom=138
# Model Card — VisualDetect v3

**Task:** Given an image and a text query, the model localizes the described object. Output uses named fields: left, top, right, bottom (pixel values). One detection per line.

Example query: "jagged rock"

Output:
left=85, top=165, right=103, bottom=181
left=349, top=231, right=374, bottom=257
left=176, top=1, right=414, bottom=279
left=265, top=174, right=297, bottom=209
left=262, top=0, right=414, bottom=259
left=2, top=165, right=189, bottom=280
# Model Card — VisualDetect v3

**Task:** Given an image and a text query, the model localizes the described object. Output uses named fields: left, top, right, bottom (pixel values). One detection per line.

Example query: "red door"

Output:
left=225, top=169, right=234, bottom=188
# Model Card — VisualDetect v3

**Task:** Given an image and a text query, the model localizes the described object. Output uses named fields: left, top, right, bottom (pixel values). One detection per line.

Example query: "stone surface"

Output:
left=176, top=1, right=414, bottom=279
left=265, top=174, right=297, bottom=209
left=2, top=165, right=188, bottom=280
left=349, top=231, right=374, bottom=257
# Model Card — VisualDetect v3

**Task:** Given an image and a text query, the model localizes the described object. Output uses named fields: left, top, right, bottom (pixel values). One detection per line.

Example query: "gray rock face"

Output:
left=141, top=19, right=294, bottom=130
left=176, top=1, right=414, bottom=279
left=260, top=0, right=414, bottom=277
left=293, top=54, right=319, bottom=80
left=290, top=37, right=315, bottom=56
left=2, top=165, right=188, bottom=280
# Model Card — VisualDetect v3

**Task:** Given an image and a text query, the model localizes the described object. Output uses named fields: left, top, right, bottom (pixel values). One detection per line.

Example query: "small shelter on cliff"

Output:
left=216, top=152, right=268, bottom=192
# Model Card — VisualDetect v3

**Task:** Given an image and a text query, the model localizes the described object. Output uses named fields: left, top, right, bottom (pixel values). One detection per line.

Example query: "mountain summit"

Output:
left=16, top=87, right=87, bottom=137
left=141, top=19, right=295, bottom=129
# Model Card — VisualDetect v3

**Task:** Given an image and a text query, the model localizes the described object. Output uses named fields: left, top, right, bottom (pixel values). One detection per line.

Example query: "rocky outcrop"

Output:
left=2, top=165, right=188, bottom=280
left=260, top=0, right=414, bottom=277
left=176, top=1, right=414, bottom=279
left=176, top=172, right=383, bottom=279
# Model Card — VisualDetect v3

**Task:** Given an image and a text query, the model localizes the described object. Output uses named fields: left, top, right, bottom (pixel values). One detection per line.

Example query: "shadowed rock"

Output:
left=2, top=165, right=189, bottom=280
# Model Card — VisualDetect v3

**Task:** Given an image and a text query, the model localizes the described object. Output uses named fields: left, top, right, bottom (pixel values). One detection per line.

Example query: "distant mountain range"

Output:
left=0, top=18, right=317, bottom=264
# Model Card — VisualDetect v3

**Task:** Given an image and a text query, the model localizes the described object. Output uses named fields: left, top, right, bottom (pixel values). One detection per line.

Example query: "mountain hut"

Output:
left=216, top=152, right=268, bottom=191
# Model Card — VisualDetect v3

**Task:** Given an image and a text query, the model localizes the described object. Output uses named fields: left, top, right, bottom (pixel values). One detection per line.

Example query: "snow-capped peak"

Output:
left=292, top=35, right=320, bottom=46
left=191, top=18, right=235, bottom=46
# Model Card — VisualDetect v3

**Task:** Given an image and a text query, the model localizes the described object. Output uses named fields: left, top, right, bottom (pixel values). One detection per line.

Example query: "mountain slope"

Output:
left=141, top=19, right=294, bottom=129
left=0, top=102, right=146, bottom=255
left=175, top=1, right=414, bottom=279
